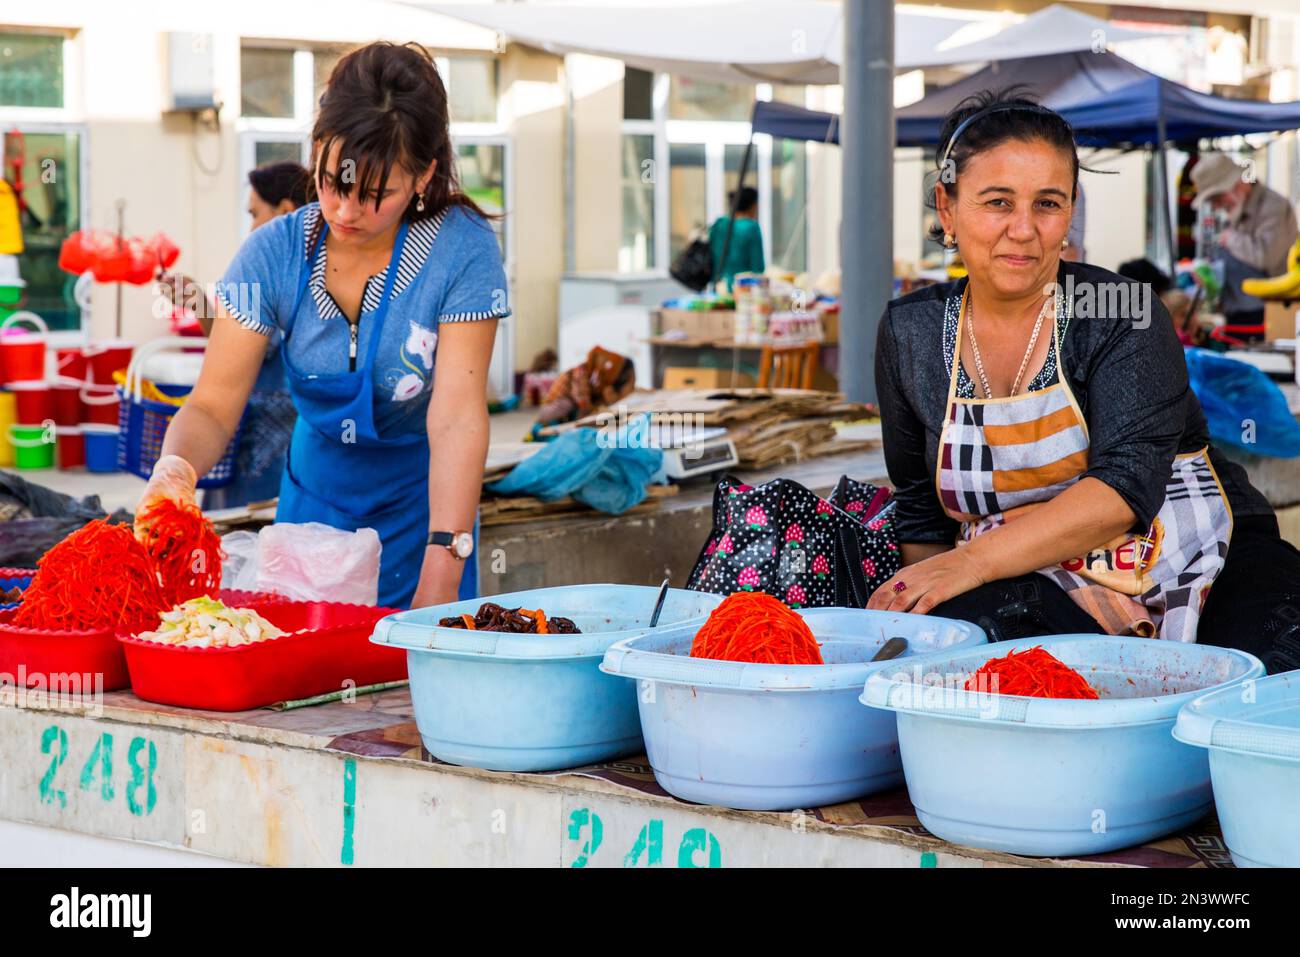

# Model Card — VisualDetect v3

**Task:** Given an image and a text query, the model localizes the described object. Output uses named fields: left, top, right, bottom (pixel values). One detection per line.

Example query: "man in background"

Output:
left=1192, top=152, right=1299, bottom=340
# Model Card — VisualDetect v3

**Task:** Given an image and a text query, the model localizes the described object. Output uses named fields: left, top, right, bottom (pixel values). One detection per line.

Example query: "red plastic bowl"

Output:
left=118, top=601, right=406, bottom=712
left=0, top=610, right=131, bottom=692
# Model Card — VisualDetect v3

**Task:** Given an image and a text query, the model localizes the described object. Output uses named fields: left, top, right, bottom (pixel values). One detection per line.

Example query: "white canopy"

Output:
left=408, top=1, right=1158, bottom=84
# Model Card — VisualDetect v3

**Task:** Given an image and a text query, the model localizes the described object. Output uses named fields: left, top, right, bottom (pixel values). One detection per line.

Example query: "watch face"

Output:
left=452, top=532, right=474, bottom=559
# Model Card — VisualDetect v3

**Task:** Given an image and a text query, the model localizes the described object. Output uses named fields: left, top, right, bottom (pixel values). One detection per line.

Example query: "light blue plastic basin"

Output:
left=861, top=635, right=1264, bottom=857
left=1173, top=671, right=1300, bottom=868
left=370, top=584, right=724, bottom=772
left=599, top=608, right=986, bottom=810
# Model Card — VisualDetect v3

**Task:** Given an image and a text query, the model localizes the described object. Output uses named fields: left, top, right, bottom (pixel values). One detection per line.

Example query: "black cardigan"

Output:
left=873, top=260, right=1272, bottom=545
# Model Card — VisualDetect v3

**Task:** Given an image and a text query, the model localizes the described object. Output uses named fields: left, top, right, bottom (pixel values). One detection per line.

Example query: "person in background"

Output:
left=709, top=186, right=765, bottom=292
left=1175, top=141, right=1201, bottom=262
left=1192, top=152, right=1299, bottom=342
left=159, top=161, right=309, bottom=510
left=1117, top=257, right=1199, bottom=346
left=533, top=346, right=635, bottom=430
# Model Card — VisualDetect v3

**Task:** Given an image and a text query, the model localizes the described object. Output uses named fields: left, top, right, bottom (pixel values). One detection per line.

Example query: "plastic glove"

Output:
left=137, top=454, right=198, bottom=519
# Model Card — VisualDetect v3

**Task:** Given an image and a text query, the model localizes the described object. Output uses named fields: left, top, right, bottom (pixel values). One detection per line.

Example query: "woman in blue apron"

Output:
left=138, top=42, right=508, bottom=609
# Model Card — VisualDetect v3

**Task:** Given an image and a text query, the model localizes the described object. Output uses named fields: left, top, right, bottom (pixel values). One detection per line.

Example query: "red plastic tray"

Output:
left=0, top=609, right=131, bottom=692
left=118, top=601, right=406, bottom=712
left=218, top=589, right=287, bottom=606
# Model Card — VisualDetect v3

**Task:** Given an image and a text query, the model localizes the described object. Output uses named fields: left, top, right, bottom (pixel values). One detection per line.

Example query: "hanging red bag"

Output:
left=123, top=238, right=156, bottom=285
left=57, top=230, right=94, bottom=275
left=89, top=233, right=131, bottom=283
left=144, top=232, right=180, bottom=271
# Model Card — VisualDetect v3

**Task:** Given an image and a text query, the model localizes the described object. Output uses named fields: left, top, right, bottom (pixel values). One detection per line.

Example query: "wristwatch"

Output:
left=428, top=530, right=474, bottom=560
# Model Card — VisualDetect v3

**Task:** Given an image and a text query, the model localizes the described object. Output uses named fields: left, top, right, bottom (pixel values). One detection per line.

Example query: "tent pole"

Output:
left=840, top=0, right=893, bottom=404
left=1155, top=109, right=1176, bottom=279
left=564, top=58, right=576, bottom=275
left=713, top=115, right=755, bottom=290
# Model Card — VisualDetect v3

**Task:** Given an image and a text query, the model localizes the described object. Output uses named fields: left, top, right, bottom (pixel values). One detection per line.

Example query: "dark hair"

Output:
left=248, top=161, right=309, bottom=210
left=729, top=186, right=758, bottom=214
left=926, top=87, right=1089, bottom=245
left=312, top=41, right=492, bottom=223
left=1117, top=258, right=1173, bottom=296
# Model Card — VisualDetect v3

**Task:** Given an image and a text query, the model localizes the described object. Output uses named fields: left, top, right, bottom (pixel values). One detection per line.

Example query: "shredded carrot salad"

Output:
left=964, top=646, right=1100, bottom=700
left=11, top=520, right=169, bottom=632
left=690, top=591, right=824, bottom=665
left=135, top=499, right=224, bottom=607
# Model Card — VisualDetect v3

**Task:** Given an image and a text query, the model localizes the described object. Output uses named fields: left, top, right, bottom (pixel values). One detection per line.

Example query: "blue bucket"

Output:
left=82, top=424, right=120, bottom=473
left=861, top=635, right=1264, bottom=857
left=1174, top=671, right=1300, bottom=867
left=600, top=608, right=987, bottom=810
left=370, top=584, right=725, bottom=772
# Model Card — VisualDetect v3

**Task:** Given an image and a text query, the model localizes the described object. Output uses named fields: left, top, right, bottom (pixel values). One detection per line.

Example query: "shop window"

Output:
left=668, top=78, right=754, bottom=122
left=620, top=133, right=656, bottom=271
left=240, top=47, right=295, bottom=119
left=0, top=33, right=63, bottom=109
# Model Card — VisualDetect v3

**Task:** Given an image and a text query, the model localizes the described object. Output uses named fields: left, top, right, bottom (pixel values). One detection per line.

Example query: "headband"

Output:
left=938, top=103, right=1057, bottom=172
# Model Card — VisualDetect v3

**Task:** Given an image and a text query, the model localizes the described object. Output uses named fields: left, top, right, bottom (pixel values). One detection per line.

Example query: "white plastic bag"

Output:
left=220, top=523, right=382, bottom=605
left=256, top=522, right=382, bottom=605
left=220, top=530, right=262, bottom=592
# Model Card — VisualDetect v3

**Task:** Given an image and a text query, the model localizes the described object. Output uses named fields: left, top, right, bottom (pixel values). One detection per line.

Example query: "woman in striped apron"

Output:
left=869, top=91, right=1300, bottom=671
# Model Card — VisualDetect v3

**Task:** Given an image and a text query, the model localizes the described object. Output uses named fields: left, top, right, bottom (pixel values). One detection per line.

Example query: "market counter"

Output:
left=0, top=684, right=1235, bottom=868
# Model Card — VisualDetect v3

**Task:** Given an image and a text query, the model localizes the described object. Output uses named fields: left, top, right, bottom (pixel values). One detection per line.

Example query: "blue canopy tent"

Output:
left=751, top=51, right=1300, bottom=273
left=752, top=52, right=1300, bottom=148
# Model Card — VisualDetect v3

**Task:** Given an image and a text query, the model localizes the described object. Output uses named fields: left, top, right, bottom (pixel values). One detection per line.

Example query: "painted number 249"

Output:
left=39, top=724, right=157, bottom=816
left=568, top=809, right=721, bottom=868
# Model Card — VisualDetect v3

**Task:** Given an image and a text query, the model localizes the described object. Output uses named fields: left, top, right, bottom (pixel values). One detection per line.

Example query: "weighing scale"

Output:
left=637, top=419, right=738, bottom=480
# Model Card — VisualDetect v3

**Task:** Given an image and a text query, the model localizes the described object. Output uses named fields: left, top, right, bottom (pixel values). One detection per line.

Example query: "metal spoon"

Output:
left=871, top=636, right=909, bottom=662
left=649, top=578, right=670, bottom=628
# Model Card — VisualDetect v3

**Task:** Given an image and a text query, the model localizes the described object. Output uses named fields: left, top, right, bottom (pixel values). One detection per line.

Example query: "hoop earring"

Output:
left=415, top=194, right=426, bottom=213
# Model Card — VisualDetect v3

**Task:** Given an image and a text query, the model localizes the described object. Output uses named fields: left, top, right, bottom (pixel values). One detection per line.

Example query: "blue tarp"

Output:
left=1185, top=348, right=1300, bottom=459
left=751, top=52, right=1300, bottom=149
left=487, top=427, right=664, bottom=514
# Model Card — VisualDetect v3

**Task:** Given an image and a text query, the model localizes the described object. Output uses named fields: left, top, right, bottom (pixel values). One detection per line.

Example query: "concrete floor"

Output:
left=1, top=407, right=541, bottom=514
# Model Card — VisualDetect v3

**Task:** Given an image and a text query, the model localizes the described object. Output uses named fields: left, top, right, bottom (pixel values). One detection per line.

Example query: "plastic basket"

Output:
left=119, top=600, right=404, bottom=712
left=117, top=337, right=242, bottom=488
left=0, top=569, right=34, bottom=612
left=0, top=609, right=131, bottom=692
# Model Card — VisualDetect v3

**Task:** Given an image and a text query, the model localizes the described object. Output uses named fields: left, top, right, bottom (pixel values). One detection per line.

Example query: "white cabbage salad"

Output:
left=138, top=597, right=285, bottom=649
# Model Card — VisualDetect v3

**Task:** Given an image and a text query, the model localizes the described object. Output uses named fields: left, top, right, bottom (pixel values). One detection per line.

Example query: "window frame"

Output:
left=623, top=73, right=810, bottom=275
left=0, top=28, right=76, bottom=117
left=0, top=117, right=91, bottom=345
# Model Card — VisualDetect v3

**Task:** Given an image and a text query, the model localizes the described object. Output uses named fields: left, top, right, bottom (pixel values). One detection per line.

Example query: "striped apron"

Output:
left=936, top=288, right=1233, bottom=642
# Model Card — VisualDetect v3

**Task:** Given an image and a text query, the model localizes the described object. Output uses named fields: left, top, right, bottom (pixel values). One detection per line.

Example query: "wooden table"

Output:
left=645, top=336, right=840, bottom=391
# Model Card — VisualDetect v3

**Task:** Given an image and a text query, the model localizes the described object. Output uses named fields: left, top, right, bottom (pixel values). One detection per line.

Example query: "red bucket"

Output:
left=55, top=347, right=88, bottom=382
left=56, top=425, right=84, bottom=469
left=84, top=341, right=134, bottom=387
left=79, top=382, right=120, bottom=426
left=7, top=380, right=52, bottom=425
left=50, top=377, right=81, bottom=426
left=0, top=335, right=44, bottom=384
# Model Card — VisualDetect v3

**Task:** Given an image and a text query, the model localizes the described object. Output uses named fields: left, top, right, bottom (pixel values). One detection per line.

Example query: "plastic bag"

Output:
left=219, top=530, right=261, bottom=592
left=1185, top=347, right=1300, bottom=458
left=0, top=471, right=122, bottom=566
left=255, top=522, right=382, bottom=605
left=486, top=425, right=662, bottom=515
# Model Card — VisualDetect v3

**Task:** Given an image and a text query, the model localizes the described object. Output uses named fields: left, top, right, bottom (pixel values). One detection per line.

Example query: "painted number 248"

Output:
left=39, top=725, right=157, bottom=816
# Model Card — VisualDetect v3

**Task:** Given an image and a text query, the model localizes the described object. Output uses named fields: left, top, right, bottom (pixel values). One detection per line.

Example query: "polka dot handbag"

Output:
left=686, top=474, right=901, bottom=609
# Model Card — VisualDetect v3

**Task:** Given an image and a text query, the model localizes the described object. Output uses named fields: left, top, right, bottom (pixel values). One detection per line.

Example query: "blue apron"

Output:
left=275, top=221, right=478, bottom=608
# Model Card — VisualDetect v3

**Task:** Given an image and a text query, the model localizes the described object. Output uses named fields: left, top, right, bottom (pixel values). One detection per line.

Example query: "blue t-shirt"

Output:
left=216, top=202, right=509, bottom=440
